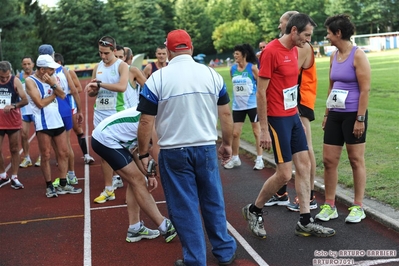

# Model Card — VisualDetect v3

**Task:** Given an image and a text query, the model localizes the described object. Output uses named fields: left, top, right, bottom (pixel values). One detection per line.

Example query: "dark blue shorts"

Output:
left=22, top=114, right=35, bottom=123
left=91, top=138, right=133, bottom=171
left=268, top=114, right=308, bottom=164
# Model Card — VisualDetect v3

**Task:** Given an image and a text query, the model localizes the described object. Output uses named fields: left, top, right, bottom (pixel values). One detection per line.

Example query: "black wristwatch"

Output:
left=12, top=104, right=17, bottom=109
left=97, top=81, right=102, bottom=89
left=51, top=84, right=57, bottom=89
left=138, top=153, right=150, bottom=160
left=357, top=115, right=365, bottom=122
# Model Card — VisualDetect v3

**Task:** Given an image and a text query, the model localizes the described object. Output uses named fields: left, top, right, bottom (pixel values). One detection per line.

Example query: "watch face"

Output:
left=357, top=116, right=365, bottom=121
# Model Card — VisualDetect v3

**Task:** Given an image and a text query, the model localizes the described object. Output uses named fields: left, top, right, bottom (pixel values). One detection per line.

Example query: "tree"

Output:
left=121, top=0, right=166, bottom=56
left=212, top=19, right=259, bottom=53
left=175, top=0, right=215, bottom=54
left=0, top=0, right=42, bottom=70
left=44, top=0, right=118, bottom=64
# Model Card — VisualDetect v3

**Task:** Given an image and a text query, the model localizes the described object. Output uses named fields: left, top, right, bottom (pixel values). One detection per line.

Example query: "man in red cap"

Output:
left=137, top=29, right=237, bottom=266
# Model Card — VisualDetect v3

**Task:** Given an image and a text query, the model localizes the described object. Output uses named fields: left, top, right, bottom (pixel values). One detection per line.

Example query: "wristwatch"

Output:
left=51, top=84, right=57, bottom=89
left=12, top=104, right=17, bottom=109
left=138, top=153, right=149, bottom=160
left=357, top=115, right=365, bottom=122
left=97, top=81, right=102, bottom=89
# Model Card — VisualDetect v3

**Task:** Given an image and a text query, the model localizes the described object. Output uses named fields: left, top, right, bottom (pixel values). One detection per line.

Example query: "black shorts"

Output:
left=91, top=138, right=133, bottom=171
left=232, top=108, right=259, bottom=123
left=37, top=127, right=65, bottom=137
left=298, top=104, right=315, bottom=121
left=324, top=111, right=368, bottom=146
left=0, top=129, right=19, bottom=136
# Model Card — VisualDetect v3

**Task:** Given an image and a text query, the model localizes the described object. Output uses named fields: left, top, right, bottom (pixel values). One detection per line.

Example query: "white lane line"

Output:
left=83, top=89, right=92, bottom=266
left=90, top=201, right=167, bottom=211
left=227, top=221, right=269, bottom=266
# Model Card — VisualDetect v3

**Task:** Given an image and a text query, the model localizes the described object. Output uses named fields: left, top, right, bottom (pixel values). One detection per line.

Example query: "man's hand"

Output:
left=218, top=143, right=232, bottom=166
left=259, top=130, right=272, bottom=151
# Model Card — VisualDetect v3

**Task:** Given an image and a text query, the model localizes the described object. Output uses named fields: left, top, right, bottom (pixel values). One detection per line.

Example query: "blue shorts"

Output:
left=67, top=94, right=77, bottom=115
left=91, top=138, right=133, bottom=171
left=22, top=114, right=35, bottom=123
left=268, top=115, right=308, bottom=164
left=62, top=115, right=73, bottom=131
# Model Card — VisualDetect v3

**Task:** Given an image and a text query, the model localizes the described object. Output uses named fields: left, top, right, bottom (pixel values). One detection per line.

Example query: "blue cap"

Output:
left=38, top=44, right=54, bottom=55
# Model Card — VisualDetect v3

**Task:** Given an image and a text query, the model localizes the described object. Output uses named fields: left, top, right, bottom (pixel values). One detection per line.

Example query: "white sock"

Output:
left=0, top=172, right=6, bottom=179
left=129, top=221, right=141, bottom=231
left=68, top=171, right=75, bottom=178
left=11, top=175, right=18, bottom=180
left=25, top=156, right=31, bottom=161
left=158, top=218, right=167, bottom=232
left=105, top=186, right=114, bottom=192
left=257, top=156, right=263, bottom=161
left=232, top=155, right=239, bottom=161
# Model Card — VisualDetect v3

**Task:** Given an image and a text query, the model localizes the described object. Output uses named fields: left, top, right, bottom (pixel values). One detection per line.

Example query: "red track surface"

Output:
left=0, top=79, right=261, bottom=266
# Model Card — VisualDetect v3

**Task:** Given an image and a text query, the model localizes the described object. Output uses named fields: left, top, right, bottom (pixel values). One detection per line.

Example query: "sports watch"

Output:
left=357, top=115, right=365, bottom=122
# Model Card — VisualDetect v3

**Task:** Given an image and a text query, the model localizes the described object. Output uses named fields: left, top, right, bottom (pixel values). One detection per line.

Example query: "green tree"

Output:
left=0, top=0, right=42, bottom=70
left=121, top=0, right=166, bottom=56
left=212, top=19, right=258, bottom=52
left=44, top=0, right=119, bottom=64
left=175, top=0, right=214, bottom=54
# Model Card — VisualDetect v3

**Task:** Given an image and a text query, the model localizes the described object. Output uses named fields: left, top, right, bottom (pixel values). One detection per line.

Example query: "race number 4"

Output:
left=326, top=89, right=348, bottom=109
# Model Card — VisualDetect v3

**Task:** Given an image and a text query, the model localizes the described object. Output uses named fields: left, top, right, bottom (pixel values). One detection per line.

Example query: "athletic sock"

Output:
left=325, top=199, right=335, bottom=208
left=300, top=213, right=311, bottom=226
left=46, top=181, right=53, bottom=188
left=249, top=204, right=263, bottom=215
left=129, top=221, right=141, bottom=231
left=310, top=190, right=314, bottom=200
left=60, top=178, right=67, bottom=187
left=158, top=218, right=167, bottom=232
left=277, top=185, right=287, bottom=195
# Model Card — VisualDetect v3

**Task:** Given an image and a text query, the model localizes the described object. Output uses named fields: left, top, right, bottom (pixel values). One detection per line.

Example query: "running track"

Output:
left=0, top=79, right=398, bottom=266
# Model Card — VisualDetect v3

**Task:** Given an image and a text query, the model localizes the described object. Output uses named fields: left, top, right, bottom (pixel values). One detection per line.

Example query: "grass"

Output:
left=216, top=49, right=399, bottom=209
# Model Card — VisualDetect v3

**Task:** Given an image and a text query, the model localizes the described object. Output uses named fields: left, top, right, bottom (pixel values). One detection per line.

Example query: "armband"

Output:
left=138, top=153, right=149, bottom=160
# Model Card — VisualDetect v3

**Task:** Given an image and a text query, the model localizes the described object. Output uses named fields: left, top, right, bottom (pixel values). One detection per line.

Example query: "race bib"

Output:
left=233, top=83, right=250, bottom=96
left=0, top=94, right=11, bottom=109
left=283, top=85, right=298, bottom=110
left=326, top=89, right=349, bottom=109
left=96, top=96, right=115, bottom=110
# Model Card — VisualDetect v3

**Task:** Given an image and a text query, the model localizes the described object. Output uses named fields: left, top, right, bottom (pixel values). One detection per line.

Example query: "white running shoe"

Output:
left=84, top=154, right=95, bottom=164
left=253, top=159, right=264, bottom=170
left=224, top=157, right=241, bottom=169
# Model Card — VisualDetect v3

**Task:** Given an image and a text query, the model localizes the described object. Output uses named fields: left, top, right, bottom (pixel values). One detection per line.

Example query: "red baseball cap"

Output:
left=165, top=30, right=192, bottom=52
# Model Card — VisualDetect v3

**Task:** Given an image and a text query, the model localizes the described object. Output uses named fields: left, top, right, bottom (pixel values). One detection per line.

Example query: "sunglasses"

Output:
left=259, top=46, right=266, bottom=49
left=99, top=40, right=114, bottom=47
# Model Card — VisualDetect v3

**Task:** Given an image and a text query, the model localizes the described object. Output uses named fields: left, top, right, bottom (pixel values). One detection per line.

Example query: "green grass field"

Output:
left=216, top=49, right=399, bottom=209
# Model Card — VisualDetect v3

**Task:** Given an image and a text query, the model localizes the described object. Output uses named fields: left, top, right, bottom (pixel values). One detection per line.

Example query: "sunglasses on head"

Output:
left=99, top=40, right=114, bottom=47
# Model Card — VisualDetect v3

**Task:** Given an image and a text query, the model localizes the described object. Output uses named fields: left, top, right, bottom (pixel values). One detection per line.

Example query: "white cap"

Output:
left=36, top=54, right=60, bottom=69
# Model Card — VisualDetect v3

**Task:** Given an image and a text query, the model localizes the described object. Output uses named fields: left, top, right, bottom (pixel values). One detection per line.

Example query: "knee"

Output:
left=232, top=131, right=241, bottom=139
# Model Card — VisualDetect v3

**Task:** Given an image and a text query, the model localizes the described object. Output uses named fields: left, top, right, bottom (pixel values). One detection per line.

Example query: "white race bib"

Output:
left=96, top=96, right=115, bottom=110
left=233, top=83, right=250, bottom=96
left=326, top=89, right=348, bottom=109
left=283, top=85, right=298, bottom=110
left=0, top=94, right=11, bottom=109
